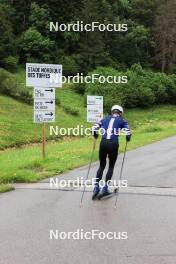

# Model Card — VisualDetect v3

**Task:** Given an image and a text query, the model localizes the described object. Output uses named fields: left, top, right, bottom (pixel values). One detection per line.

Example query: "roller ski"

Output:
left=98, top=185, right=119, bottom=200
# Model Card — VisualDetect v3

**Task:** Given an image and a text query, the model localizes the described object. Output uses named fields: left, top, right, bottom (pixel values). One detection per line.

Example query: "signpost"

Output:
left=34, top=99, right=55, bottom=111
left=26, top=63, right=62, bottom=158
left=87, top=96, right=103, bottom=106
left=33, top=87, right=56, bottom=123
left=87, top=96, right=103, bottom=123
left=26, top=63, right=62, bottom=87
left=34, top=110, right=55, bottom=123
left=34, top=87, right=55, bottom=99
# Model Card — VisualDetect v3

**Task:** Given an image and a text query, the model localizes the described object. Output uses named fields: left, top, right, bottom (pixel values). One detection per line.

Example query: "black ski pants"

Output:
left=96, top=139, right=119, bottom=183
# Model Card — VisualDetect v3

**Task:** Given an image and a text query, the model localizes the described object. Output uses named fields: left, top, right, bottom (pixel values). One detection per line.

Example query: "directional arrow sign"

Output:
left=45, top=112, right=54, bottom=116
left=34, top=99, right=55, bottom=111
left=34, top=111, right=55, bottom=123
left=87, top=96, right=103, bottom=123
left=34, top=87, right=55, bottom=99
left=87, top=96, right=103, bottom=106
left=87, top=105, right=103, bottom=123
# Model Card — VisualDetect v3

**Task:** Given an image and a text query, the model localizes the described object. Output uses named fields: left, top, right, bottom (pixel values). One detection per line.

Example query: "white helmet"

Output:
left=111, top=105, right=123, bottom=113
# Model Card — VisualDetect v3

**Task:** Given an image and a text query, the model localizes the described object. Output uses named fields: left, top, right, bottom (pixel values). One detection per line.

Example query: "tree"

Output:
left=29, top=2, right=51, bottom=35
left=7, top=0, right=32, bottom=35
left=78, top=0, right=110, bottom=72
left=154, top=0, right=176, bottom=73
left=0, top=3, right=16, bottom=68
left=18, top=27, right=54, bottom=62
left=129, top=0, right=158, bottom=27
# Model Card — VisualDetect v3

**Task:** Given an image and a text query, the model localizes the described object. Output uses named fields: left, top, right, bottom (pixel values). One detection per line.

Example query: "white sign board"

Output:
left=34, top=99, right=55, bottom=111
left=34, top=111, right=55, bottom=123
left=87, top=96, right=103, bottom=106
left=26, top=63, right=62, bottom=88
left=33, top=87, right=56, bottom=123
left=87, top=96, right=103, bottom=123
left=34, top=87, right=55, bottom=99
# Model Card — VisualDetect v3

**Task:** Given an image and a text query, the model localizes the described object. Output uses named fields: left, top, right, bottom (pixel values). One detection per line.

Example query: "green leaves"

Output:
left=19, top=27, right=55, bottom=62
left=85, top=65, right=176, bottom=110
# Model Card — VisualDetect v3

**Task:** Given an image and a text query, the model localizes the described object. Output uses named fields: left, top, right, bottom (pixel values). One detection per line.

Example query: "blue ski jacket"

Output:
left=92, top=114, right=131, bottom=142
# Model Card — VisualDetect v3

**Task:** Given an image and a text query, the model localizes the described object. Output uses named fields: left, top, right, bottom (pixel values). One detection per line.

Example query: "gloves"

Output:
left=126, top=134, right=131, bottom=142
left=93, top=132, right=99, bottom=139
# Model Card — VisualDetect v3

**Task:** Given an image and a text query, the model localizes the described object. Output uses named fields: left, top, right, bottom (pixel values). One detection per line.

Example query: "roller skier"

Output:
left=92, top=105, right=131, bottom=200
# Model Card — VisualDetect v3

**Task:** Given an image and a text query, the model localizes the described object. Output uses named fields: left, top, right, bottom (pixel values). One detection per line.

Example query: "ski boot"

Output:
left=92, top=183, right=100, bottom=200
left=98, top=184, right=111, bottom=199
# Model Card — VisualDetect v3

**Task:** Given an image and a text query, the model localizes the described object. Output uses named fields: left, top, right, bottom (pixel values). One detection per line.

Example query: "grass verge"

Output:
left=0, top=118, right=175, bottom=185
left=0, top=184, right=14, bottom=193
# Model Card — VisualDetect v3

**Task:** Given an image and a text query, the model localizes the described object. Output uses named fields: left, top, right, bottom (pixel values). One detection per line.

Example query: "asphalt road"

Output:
left=0, top=136, right=176, bottom=264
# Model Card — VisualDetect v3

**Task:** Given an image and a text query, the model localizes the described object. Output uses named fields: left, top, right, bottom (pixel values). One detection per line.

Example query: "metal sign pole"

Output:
left=42, top=123, right=46, bottom=159
left=26, top=64, right=62, bottom=159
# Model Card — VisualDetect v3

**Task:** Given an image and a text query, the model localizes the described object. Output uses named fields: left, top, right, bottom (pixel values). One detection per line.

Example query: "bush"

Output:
left=18, top=27, right=54, bottom=62
left=166, top=75, right=176, bottom=103
left=85, top=66, right=127, bottom=112
left=124, top=68, right=155, bottom=107
left=72, top=83, right=86, bottom=95
left=123, top=84, right=155, bottom=108
left=2, top=56, right=18, bottom=72
left=62, top=105, right=80, bottom=116
left=0, top=68, right=18, bottom=95
left=60, top=55, right=80, bottom=76
left=0, top=68, right=32, bottom=104
left=85, top=64, right=176, bottom=111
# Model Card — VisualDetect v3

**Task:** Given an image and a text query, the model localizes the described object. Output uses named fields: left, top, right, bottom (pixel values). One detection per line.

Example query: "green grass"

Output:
left=1, top=93, right=175, bottom=150
left=0, top=68, right=176, bottom=188
left=0, top=91, right=87, bottom=149
left=0, top=67, right=87, bottom=149
left=0, top=184, right=14, bottom=193
left=0, top=104, right=175, bottom=184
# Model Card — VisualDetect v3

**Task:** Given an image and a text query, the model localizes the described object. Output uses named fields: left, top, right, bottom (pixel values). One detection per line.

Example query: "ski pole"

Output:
left=114, top=140, right=128, bottom=209
left=80, top=138, right=97, bottom=207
